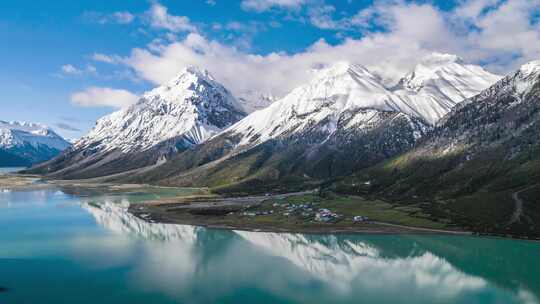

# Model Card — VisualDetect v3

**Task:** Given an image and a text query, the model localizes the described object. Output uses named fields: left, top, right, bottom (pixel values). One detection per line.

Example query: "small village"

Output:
left=236, top=199, right=370, bottom=224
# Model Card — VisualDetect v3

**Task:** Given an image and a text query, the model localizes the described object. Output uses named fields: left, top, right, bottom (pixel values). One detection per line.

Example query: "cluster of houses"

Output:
left=242, top=210, right=274, bottom=216
left=238, top=200, right=371, bottom=224
left=353, top=215, right=370, bottom=222
left=280, top=202, right=315, bottom=218
left=315, top=208, right=342, bottom=223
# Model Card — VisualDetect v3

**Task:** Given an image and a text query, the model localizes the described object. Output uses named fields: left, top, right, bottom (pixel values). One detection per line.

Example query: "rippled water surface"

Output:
left=1, top=188, right=539, bottom=304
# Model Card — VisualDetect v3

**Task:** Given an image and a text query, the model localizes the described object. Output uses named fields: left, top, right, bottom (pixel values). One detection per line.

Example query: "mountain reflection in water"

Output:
left=80, top=200, right=540, bottom=304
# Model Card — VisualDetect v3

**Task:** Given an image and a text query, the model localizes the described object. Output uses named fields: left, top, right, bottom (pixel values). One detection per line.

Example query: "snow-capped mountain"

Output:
left=0, top=121, right=70, bottom=166
left=237, top=90, right=278, bottom=114
left=77, top=66, right=245, bottom=153
left=392, top=53, right=501, bottom=125
left=344, top=60, right=540, bottom=236
left=30, top=53, right=501, bottom=184
left=435, top=59, right=540, bottom=150
left=119, top=54, right=502, bottom=190
left=0, top=121, right=69, bottom=151
left=228, top=54, right=499, bottom=148
left=26, top=66, right=246, bottom=178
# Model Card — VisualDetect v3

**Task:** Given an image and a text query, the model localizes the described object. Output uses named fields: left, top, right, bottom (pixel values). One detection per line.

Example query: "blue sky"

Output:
left=1, top=0, right=539, bottom=139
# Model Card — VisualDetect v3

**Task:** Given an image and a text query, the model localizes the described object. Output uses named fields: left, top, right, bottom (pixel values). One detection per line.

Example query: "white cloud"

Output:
left=83, top=11, right=135, bottom=25
left=120, top=0, right=539, bottom=98
left=71, top=87, right=138, bottom=109
left=60, top=64, right=98, bottom=77
left=307, top=4, right=341, bottom=30
left=92, top=53, right=121, bottom=64
left=146, top=2, right=196, bottom=32
left=86, top=65, right=98, bottom=74
left=241, top=0, right=306, bottom=12
left=61, top=64, right=82, bottom=75
left=111, top=12, right=135, bottom=24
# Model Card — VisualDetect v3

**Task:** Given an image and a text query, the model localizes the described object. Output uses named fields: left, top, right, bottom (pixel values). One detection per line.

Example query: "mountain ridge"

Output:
left=335, top=60, right=540, bottom=237
left=0, top=121, right=70, bottom=166
left=25, top=66, right=246, bottom=178
left=114, top=54, right=499, bottom=191
left=27, top=53, right=501, bottom=187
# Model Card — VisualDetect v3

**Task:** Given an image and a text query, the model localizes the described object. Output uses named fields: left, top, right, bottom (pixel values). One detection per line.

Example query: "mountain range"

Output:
left=336, top=60, right=540, bottom=236
left=29, top=53, right=499, bottom=183
left=19, top=52, right=540, bottom=236
left=0, top=121, right=71, bottom=167
left=29, top=66, right=246, bottom=179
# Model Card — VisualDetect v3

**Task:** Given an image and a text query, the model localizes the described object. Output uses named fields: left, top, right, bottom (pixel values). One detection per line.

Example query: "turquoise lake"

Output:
left=0, top=188, right=539, bottom=304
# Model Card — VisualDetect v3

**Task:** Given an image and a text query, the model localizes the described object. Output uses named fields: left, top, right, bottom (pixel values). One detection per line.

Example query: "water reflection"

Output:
left=1, top=189, right=538, bottom=304
left=81, top=200, right=540, bottom=304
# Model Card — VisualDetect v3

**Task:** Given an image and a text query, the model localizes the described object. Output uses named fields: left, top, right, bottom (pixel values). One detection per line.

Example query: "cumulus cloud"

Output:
left=241, top=0, right=306, bottom=12
left=71, top=87, right=138, bottom=109
left=145, top=2, right=196, bottom=32
left=118, top=0, right=539, bottom=98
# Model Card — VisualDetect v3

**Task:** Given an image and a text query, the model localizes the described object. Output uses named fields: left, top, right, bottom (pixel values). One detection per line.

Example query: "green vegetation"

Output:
left=334, top=142, right=540, bottom=238
left=248, top=193, right=447, bottom=229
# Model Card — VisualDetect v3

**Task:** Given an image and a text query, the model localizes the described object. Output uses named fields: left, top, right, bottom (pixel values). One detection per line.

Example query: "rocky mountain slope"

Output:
left=0, top=121, right=70, bottom=166
left=123, top=55, right=499, bottom=193
left=336, top=61, right=540, bottom=237
left=26, top=67, right=245, bottom=178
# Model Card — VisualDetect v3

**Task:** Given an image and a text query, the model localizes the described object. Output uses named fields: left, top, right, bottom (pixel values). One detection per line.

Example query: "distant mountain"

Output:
left=0, top=121, right=70, bottom=167
left=236, top=90, right=278, bottom=114
left=122, top=54, right=499, bottom=193
left=337, top=60, right=540, bottom=237
left=26, top=66, right=246, bottom=178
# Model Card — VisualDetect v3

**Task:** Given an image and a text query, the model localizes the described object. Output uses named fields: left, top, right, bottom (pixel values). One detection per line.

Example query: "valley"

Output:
left=128, top=191, right=470, bottom=235
left=0, top=172, right=466, bottom=235
left=4, top=2, right=540, bottom=303
left=6, top=54, right=540, bottom=240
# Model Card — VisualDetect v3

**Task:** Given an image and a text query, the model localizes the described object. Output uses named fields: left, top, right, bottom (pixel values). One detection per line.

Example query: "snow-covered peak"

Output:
left=163, top=66, right=215, bottom=88
left=0, top=120, right=70, bottom=151
left=226, top=56, right=500, bottom=147
left=397, top=53, right=497, bottom=93
left=519, top=60, right=540, bottom=74
left=419, top=52, right=464, bottom=66
left=1, top=121, right=48, bottom=133
left=227, top=62, right=413, bottom=146
left=392, top=54, right=501, bottom=124
left=514, top=60, right=540, bottom=95
left=237, top=90, right=278, bottom=113
left=313, top=61, right=373, bottom=78
left=516, top=60, right=540, bottom=82
left=77, top=67, right=245, bottom=153
left=464, top=59, right=540, bottom=103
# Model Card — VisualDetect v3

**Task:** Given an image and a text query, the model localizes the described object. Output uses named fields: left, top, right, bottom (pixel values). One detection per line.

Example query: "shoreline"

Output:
left=2, top=174, right=538, bottom=240
left=129, top=208, right=540, bottom=242
left=128, top=203, right=473, bottom=236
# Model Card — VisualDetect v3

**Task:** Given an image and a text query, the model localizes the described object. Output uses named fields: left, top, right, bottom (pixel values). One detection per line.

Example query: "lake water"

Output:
left=0, top=167, right=25, bottom=174
left=1, top=188, right=539, bottom=304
